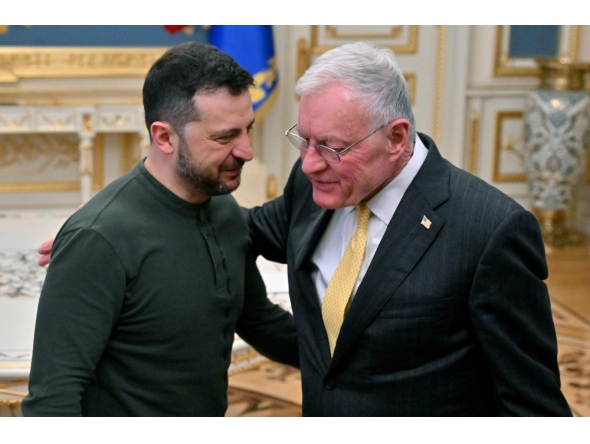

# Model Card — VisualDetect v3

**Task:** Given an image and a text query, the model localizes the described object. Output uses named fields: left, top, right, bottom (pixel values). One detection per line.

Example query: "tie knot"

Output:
left=356, top=203, right=371, bottom=228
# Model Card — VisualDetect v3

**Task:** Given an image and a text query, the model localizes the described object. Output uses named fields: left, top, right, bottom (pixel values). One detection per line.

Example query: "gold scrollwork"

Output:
left=100, top=114, right=131, bottom=128
left=0, top=114, right=30, bottom=129
left=82, top=113, right=93, bottom=132
left=0, top=48, right=164, bottom=81
left=250, top=58, right=278, bottom=105
left=493, top=111, right=526, bottom=182
left=0, top=134, right=78, bottom=172
left=40, top=112, right=74, bottom=129
left=324, top=25, right=403, bottom=40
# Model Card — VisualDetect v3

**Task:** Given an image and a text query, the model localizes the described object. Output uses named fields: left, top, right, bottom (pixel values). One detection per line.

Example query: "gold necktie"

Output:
left=322, top=203, right=371, bottom=356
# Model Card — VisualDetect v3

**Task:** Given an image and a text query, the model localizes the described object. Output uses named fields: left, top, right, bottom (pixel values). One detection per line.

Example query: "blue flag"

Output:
left=209, top=25, right=278, bottom=120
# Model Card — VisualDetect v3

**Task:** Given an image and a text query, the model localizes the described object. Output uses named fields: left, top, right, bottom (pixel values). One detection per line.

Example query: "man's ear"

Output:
left=150, top=121, right=176, bottom=155
left=386, top=119, right=410, bottom=157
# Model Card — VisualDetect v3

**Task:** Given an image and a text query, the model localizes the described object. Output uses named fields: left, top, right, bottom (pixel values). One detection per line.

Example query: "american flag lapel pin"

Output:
left=421, top=215, right=432, bottom=229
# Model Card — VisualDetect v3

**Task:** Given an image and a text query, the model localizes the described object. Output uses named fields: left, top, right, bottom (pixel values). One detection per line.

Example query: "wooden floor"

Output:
left=227, top=233, right=590, bottom=417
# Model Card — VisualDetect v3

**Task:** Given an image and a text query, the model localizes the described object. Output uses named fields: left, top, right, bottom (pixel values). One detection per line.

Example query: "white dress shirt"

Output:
left=312, top=136, right=429, bottom=304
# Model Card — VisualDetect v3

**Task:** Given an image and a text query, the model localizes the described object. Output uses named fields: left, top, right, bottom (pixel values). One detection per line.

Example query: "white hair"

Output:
left=295, top=41, right=416, bottom=144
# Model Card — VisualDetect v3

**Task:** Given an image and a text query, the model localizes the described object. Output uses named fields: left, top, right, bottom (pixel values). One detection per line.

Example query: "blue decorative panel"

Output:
left=0, top=25, right=207, bottom=47
left=509, top=25, right=559, bottom=58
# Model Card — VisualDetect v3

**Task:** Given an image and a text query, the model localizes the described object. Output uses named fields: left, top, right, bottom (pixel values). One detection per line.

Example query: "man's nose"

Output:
left=301, top=144, right=328, bottom=176
left=232, top=133, right=254, bottom=162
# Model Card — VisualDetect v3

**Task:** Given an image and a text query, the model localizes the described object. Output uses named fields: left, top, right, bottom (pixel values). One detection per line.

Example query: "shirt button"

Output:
left=324, top=378, right=335, bottom=390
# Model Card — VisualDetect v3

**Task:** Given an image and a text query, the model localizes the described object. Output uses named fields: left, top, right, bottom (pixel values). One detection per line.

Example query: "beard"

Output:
left=175, top=135, right=243, bottom=197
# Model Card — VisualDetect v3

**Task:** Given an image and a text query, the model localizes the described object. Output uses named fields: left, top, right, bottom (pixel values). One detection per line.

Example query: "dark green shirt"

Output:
left=22, top=161, right=298, bottom=416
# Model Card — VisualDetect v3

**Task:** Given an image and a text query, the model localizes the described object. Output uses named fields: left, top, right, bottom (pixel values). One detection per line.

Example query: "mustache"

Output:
left=221, top=159, right=245, bottom=171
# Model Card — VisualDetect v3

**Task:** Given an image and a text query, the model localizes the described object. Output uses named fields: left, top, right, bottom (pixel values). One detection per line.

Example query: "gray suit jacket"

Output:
left=247, top=133, right=571, bottom=416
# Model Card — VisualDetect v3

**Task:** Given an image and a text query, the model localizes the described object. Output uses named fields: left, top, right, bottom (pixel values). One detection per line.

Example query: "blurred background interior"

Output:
left=1, top=25, right=589, bottom=416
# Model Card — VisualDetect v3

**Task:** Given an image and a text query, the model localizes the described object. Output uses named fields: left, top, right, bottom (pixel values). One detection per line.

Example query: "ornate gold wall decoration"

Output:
left=0, top=114, right=30, bottom=130
left=324, top=25, right=403, bottom=40
left=311, top=25, right=418, bottom=55
left=0, top=47, right=164, bottom=81
left=82, top=113, right=93, bottom=132
left=120, top=133, right=143, bottom=176
left=494, top=25, right=580, bottom=77
left=0, top=134, right=78, bottom=172
left=493, top=111, right=526, bottom=182
left=100, top=113, right=131, bottom=129
left=39, top=111, right=74, bottom=130
left=0, top=134, right=105, bottom=193
left=433, top=26, right=446, bottom=144
left=297, top=26, right=419, bottom=84
left=469, top=111, right=480, bottom=175
left=92, top=134, right=104, bottom=192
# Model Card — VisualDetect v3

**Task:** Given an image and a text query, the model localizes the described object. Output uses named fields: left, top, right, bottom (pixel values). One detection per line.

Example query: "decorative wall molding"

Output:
left=311, top=25, right=418, bottom=55
left=296, top=25, right=419, bottom=84
left=0, top=47, right=164, bottom=82
left=0, top=105, right=147, bottom=202
left=493, top=111, right=526, bottom=182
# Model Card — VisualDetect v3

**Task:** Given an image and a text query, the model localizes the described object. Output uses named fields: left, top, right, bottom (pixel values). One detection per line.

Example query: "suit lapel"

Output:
left=293, top=203, right=332, bottom=271
left=291, top=199, right=334, bottom=369
left=329, top=136, right=451, bottom=367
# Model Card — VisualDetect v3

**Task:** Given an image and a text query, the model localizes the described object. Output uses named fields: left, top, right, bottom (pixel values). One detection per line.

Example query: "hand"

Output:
left=38, top=237, right=55, bottom=267
left=38, top=205, right=83, bottom=268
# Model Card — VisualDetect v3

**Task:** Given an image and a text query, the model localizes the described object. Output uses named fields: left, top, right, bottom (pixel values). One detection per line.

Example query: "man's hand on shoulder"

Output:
left=37, top=204, right=83, bottom=267
left=38, top=237, right=54, bottom=267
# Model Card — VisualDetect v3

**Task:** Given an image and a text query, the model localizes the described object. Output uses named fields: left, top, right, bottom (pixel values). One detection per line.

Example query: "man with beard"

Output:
left=21, top=42, right=299, bottom=416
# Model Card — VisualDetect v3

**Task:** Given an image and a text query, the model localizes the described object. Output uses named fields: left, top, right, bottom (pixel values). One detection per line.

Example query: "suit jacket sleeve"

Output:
left=469, top=209, right=571, bottom=416
left=235, top=250, right=299, bottom=368
left=245, top=160, right=303, bottom=263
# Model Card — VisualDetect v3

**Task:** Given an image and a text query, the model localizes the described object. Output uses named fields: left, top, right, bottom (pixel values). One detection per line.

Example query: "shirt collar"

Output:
left=341, top=135, right=429, bottom=225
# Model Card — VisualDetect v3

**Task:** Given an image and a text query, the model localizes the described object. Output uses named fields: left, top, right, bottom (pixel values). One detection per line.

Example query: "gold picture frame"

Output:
left=493, top=111, right=526, bottom=182
left=310, top=25, right=418, bottom=56
left=494, top=25, right=580, bottom=77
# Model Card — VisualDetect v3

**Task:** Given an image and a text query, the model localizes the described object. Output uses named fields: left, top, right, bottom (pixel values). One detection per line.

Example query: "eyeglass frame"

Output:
left=285, top=122, right=389, bottom=164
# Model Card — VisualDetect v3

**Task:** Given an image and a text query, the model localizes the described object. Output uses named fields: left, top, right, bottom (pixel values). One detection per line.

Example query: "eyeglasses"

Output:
left=285, top=123, right=387, bottom=164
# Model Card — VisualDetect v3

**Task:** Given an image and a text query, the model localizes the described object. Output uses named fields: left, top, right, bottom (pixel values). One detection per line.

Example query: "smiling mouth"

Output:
left=222, top=160, right=245, bottom=173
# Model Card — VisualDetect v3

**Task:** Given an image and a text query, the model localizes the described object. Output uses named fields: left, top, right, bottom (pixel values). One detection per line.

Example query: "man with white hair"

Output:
left=246, top=42, right=571, bottom=416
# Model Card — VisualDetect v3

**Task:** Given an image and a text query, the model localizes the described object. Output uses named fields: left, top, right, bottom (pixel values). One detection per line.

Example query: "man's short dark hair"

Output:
left=143, top=42, right=254, bottom=134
